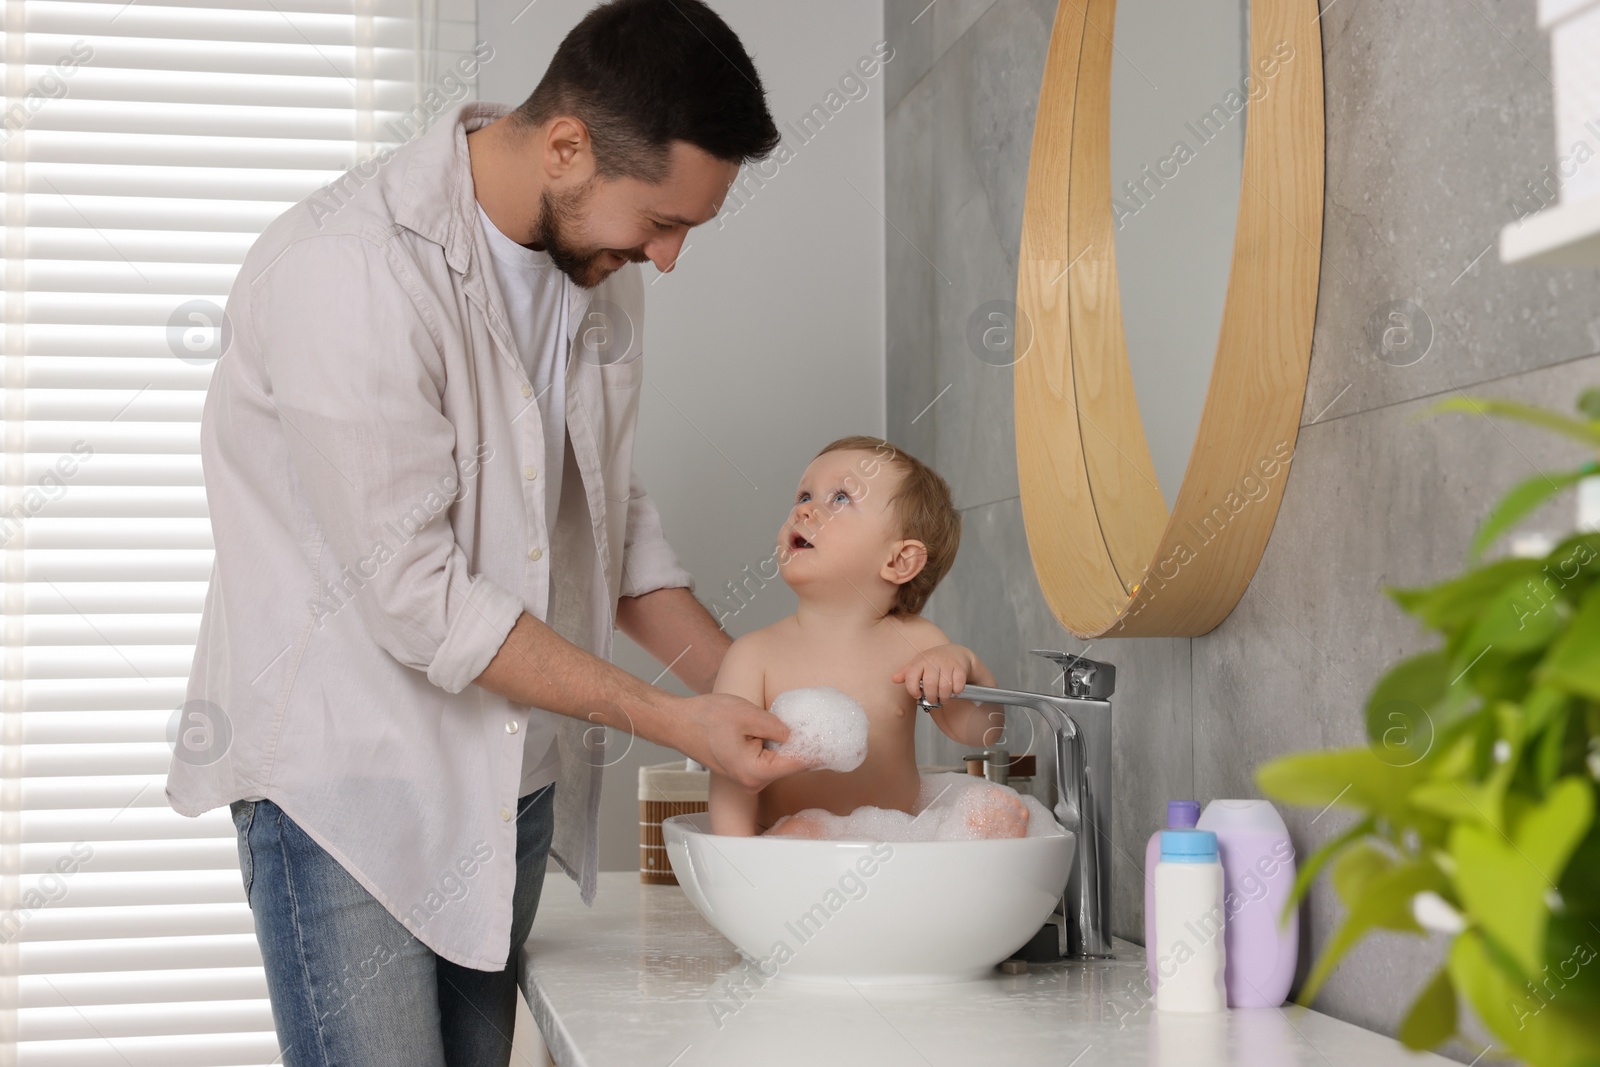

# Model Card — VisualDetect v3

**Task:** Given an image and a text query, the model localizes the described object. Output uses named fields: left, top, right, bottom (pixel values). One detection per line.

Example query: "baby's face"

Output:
left=777, top=449, right=905, bottom=591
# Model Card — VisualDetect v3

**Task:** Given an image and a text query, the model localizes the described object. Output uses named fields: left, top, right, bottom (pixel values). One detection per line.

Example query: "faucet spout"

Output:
left=959, top=657, right=1116, bottom=960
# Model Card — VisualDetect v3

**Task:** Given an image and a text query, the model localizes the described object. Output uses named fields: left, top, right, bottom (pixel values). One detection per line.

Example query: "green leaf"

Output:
left=1453, top=645, right=1546, bottom=706
left=1547, top=530, right=1600, bottom=580
left=1546, top=912, right=1600, bottom=1006
left=1297, top=856, right=1444, bottom=1004
left=1525, top=685, right=1573, bottom=737
left=1390, top=557, right=1542, bottom=632
left=1578, top=388, right=1600, bottom=421
left=1256, top=746, right=1435, bottom=831
left=1450, top=929, right=1600, bottom=1067
left=1429, top=729, right=1482, bottom=781
left=1414, top=778, right=1504, bottom=830
left=1555, top=819, right=1600, bottom=908
left=1332, top=840, right=1396, bottom=903
left=1534, top=701, right=1572, bottom=790
left=1282, top=816, right=1377, bottom=920
left=1431, top=396, right=1600, bottom=450
left=1416, top=729, right=1514, bottom=834
left=1460, top=567, right=1569, bottom=656
left=1397, top=966, right=1457, bottom=1050
left=1365, top=651, right=1454, bottom=761
left=1469, top=467, right=1593, bottom=560
left=1519, top=776, right=1595, bottom=876
left=1541, top=584, right=1600, bottom=701
left=1450, top=777, right=1595, bottom=978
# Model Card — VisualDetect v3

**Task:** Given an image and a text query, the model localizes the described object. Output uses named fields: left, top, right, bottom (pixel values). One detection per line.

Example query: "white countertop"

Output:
left=519, top=871, right=1453, bottom=1067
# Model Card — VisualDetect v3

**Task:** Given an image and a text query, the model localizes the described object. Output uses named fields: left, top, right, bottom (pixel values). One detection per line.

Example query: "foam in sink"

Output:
left=766, top=771, right=1063, bottom=841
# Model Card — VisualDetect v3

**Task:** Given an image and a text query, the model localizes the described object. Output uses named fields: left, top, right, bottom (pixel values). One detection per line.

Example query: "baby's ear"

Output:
left=881, top=539, right=928, bottom=586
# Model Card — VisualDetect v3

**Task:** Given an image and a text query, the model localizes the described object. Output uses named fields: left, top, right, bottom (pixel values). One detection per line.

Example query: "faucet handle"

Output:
left=1029, top=650, right=1116, bottom=700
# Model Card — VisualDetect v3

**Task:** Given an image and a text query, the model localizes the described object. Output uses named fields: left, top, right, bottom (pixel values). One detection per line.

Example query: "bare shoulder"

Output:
left=735, top=616, right=796, bottom=653
left=720, top=631, right=766, bottom=669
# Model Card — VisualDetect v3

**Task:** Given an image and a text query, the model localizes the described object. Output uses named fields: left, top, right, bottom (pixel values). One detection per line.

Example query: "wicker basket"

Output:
left=639, top=761, right=708, bottom=885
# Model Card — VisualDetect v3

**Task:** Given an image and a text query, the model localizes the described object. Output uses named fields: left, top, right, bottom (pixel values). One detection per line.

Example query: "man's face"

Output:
left=536, top=140, right=739, bottom=289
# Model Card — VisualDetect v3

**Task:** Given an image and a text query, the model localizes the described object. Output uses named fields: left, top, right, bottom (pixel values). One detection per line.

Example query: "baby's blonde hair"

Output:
left=813, top=435, right=960, bottom=617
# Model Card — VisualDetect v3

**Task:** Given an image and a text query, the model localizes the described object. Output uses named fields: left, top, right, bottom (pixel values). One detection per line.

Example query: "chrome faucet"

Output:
left=955, top=651, right=1116, bottom=959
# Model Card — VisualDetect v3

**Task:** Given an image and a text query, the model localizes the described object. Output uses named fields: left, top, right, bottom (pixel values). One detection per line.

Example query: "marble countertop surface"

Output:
left=518, top=871, right=1454, bottom=1067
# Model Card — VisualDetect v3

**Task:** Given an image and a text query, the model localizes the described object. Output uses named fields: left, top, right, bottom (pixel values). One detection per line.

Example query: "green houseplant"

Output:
left=1257, top=391, right=1600, bottom=1067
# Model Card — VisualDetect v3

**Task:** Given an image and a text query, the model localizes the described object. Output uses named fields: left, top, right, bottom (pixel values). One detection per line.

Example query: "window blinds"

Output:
left=2, top=1, right=479, bottom=1062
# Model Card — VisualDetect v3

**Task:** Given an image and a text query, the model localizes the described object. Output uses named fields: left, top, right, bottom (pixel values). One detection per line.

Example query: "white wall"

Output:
left=474, top=0, right=887, bottom=874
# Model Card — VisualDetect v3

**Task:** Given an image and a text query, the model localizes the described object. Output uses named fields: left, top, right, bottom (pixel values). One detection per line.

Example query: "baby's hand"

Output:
left=891, top=643, right=993, bottom=706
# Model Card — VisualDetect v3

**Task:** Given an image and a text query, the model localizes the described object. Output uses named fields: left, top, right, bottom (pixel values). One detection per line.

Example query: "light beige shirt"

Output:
left=166, top=101, right=694, bottom=971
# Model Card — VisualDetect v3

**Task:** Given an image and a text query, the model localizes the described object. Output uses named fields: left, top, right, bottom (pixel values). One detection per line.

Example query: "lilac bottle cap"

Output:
left=1167, top=800, right=1201, bottom=828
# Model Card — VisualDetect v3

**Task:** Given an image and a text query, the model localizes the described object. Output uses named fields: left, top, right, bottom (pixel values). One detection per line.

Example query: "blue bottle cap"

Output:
left=1160, top=829, right=1218, bottom=863
left=1167, top=800, right=1201, bottom=829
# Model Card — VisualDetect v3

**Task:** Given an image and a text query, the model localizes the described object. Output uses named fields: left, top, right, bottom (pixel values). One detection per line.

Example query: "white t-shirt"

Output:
left=476, top=200, right=570, bottom=798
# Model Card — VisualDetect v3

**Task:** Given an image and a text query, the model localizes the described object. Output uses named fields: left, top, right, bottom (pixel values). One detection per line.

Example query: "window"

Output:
left=2, top=0, right=478, bottom=1060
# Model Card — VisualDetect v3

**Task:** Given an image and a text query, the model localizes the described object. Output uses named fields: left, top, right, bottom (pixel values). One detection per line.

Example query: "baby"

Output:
left=707, top=434, right=1030, bottom=839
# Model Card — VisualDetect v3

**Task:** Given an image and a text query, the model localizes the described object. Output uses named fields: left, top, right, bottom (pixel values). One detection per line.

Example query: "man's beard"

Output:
left=533, top=181, right=646, bottom=289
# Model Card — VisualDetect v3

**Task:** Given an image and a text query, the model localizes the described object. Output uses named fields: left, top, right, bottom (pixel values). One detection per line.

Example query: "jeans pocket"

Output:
left=229, top=799, right=256, bottom=903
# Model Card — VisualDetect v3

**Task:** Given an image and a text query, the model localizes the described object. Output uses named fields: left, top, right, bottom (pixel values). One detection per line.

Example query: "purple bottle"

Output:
left=1197, top=799, right=1299, bottom=1008
left=1144, top=800, right=1200, bottom=995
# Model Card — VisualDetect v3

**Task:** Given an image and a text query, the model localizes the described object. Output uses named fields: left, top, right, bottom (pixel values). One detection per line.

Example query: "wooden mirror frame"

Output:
left=1015, top=0, right=1324, bottom=638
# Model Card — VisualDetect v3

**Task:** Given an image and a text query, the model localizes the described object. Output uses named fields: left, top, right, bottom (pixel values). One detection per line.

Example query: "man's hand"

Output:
left=666, top=692, right=812, bottom=791
left=475, top=612, right=806, bottom=788
left=891, top=642, right=995, bottom=705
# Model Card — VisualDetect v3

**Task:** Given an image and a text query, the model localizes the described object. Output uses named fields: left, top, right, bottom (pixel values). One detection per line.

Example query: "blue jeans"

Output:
left=229, top=784, right=556, bottom=1067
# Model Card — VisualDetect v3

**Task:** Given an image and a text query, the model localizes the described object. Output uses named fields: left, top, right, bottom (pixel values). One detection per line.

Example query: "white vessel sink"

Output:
left=662, top=812, right=1074, bottom=984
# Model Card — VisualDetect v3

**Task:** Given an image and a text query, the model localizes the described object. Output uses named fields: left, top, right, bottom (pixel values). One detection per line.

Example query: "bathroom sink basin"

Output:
left=662, top=812, right=1074, bottom=984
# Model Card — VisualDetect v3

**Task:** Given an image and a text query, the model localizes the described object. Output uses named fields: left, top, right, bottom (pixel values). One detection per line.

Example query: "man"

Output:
left=165, top=2, right=807, bottom=1063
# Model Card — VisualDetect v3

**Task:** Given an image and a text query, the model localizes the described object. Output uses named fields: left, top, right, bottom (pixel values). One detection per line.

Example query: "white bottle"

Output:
left=1153, top=829, right=1227, bottom=1013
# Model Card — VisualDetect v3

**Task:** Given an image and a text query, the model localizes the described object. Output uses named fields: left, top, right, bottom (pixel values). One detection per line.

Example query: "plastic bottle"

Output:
left=1153, top=829, right=1227, bottom=1013
left=1144, top=800, right=1201, bottom=994
left=1197, top=799, right=1298, bottom=1008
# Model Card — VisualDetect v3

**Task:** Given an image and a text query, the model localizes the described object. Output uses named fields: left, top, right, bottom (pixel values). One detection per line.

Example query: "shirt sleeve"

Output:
left=253, top=233, right=524, bottom=694
left=618, top=465, right=695, bottom=598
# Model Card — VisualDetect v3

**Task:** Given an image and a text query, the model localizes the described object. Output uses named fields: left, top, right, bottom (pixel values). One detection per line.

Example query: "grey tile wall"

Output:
left=886, top=0, right=1600, bottom=1046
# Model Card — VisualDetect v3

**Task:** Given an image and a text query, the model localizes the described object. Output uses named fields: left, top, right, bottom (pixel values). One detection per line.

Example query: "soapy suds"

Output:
left=761, top=687, right=870, bottom=772
left=765, top=772, right=1062, bottom=841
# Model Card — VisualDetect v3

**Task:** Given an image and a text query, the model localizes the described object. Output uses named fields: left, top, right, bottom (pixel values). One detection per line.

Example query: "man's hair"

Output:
left=815, top=435, right=961, bottom=617
left=511, top=0, right=781, bottom=182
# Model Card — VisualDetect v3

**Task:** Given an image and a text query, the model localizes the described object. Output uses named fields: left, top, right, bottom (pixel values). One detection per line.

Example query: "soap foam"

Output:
left=761, top=687, right=870, bottom=772
left=765, top=772, right=1063, bottom=841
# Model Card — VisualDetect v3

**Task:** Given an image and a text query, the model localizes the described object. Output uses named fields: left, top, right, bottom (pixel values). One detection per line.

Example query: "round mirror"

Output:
left=1014, top=0, right=1323, bottom=638
left=1111, top=0, right=1248, bottom=508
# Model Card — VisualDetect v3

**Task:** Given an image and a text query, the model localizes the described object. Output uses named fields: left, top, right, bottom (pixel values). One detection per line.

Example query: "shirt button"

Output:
left=523, top=466, right=538, bottom=480
left=527, top=546, right=543, bottom=561
left=506, top=720, right=519, bottom=734
left=500, top=807, right=512, bottom=822
left=520, top=383, right=532, bottom=399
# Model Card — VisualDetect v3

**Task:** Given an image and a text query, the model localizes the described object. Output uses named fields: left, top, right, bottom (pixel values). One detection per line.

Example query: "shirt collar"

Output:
left=395, top=99, right=614, bottom=345
left=394, top=100, right=515, bottom=276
